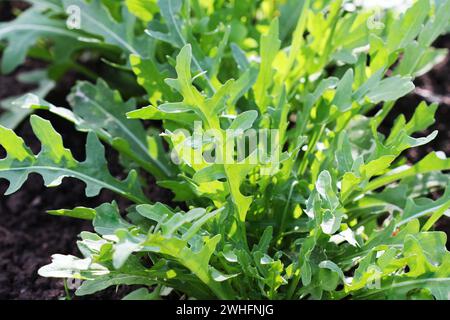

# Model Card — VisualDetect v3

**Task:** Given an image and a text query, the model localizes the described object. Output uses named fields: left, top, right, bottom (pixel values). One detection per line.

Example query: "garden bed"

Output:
left=1, top=0, right=449, bottom=300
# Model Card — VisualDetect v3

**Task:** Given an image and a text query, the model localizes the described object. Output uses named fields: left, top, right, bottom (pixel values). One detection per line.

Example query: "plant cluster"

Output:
left=1, top=0, right=450, bottom=300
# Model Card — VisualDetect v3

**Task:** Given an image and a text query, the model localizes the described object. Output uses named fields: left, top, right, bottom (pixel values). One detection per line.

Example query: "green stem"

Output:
left=286, top=269, right=301, bottom=299
left=298, top=124, right=325, bottom=176
left=277, top=180, right=298, bottom=241
left=373, top=101, right=395, bottom=129
left=63, top=279, right=72, bottom=300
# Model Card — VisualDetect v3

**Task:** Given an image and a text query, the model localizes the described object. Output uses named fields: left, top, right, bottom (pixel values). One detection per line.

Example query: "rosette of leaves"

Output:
left=1, top=0, right=450, bottom=300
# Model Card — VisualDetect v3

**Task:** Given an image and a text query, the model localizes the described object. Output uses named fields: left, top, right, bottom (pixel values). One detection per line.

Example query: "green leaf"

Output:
left=47, top=207, right=96, bottom=220
left=122, top=288, right=160, bottom=300
left=295, top=77, right=338, bottom=136
left=20, top=80, right=173, bottom=179
left=0, top=115, right=148, bottom=203
left=0, top=9, right=84, bottom=73
left=162, top=44, right=235, bottom=128
left=136, top=202, right=174, bottom=223
left=316, top=170, right=339, bottom=210
left=145, top=0, right=185, bottom=48
left=157, top=180, right=197, bottom=201
left=418, top=0, right=450, bottom=48
left=26, top=0, right=63, bottom=11
left=210, top=268, right=239, bottom=282
left=76, top=274, right=156, bottom=296
left=113, top=229, right=144, bottom=269
left=38, top=254, right=109, bottom=280
left=403, top=232, right=448, bottom=276
left=93, top=202, right=133, bottom=236
left=129, top=54, right=176, bottom=105
left=319, top=260, right=344, bottom=289
left=146, top=0, right=213, bottom=90
left=227, top=67, right=259, bottom=106
left=397, top=187, right=450, bottom=227
left=366, top=76, right=415, bottom=103
left=332, top=69, right=354, bottom=112
left=142, top=232, right=231, bottom=298
left=253, top=18, right=281, bottom=113
left=127, top=105, right=198, bottom=127
left=231, top=43, right=250, bottom=71
left=366, top=152, right=450, bottom=192
left=182, top=208, right=223, bottom=241
left=67, top=80, right=173, bottom=179
left=62, top=0, right=149, bottom=56
left=225, top=161, right=257, bottom=222
left=0, top=70, right=55, bottom=129
left=228, top=111, right=258, bottom=132
left=137, top=203, right=222, bottom=241
left=386, top=0, right=430, bottom=51
left=125, top=0, right=158, bottom=22
left=404, top=101, right=438, bottom=135
left=383, top=276, right=450, bottom=300
left=193, top=164, right=226, bottom=184
left=164, top=45, right=206, bottom=110
left=279, top=0, right=309, bottom=41
left=351, top=230, right=450, bottom=300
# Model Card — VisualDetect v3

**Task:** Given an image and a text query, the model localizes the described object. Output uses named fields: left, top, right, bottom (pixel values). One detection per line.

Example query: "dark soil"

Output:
left=0, top=2, right=449, bottom=300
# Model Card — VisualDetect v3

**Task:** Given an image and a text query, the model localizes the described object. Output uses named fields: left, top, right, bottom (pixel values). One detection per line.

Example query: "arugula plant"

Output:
left=1, top=0, right=450, bottom=300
